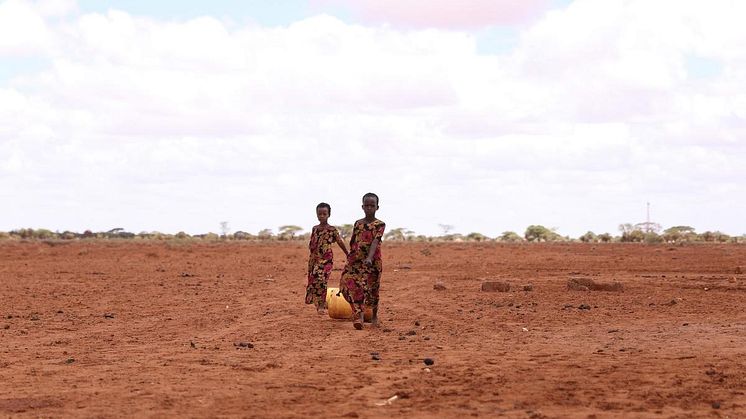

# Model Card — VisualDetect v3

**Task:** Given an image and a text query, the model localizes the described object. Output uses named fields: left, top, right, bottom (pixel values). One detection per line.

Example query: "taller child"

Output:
left=340, top=192, right=386, bottom=330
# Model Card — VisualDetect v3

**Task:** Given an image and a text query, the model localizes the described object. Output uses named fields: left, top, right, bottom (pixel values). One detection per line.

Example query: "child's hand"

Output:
left=364, top=258, right=373, bottom=267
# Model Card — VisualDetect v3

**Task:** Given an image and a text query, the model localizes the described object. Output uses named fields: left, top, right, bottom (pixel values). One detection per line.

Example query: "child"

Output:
left=340, top=192, right=386, bottom=330
left=305, top=202, right=349, bottom=314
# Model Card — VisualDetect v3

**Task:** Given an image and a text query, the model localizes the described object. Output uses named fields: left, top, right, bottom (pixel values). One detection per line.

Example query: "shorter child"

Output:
left=340, top=192, right=386, bottom=330
left=305, top=202, right=349, bottom=314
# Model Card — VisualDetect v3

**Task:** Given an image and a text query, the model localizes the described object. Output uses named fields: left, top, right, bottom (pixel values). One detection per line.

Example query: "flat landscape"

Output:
left=1, top=241, right=745, bottom=418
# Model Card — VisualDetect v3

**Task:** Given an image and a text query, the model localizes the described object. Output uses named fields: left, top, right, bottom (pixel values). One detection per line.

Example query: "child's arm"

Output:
left=336, top=235, right=349, bottom=256
left=364, top=238, right=379, bottom=266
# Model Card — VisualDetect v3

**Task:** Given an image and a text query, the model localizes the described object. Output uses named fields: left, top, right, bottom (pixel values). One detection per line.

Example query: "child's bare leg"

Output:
left=370, top=306, right=379, bottom=327
left=352, top=305, right=364, bottom=330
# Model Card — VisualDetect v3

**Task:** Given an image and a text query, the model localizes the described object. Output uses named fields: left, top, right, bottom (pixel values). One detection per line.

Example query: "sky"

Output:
left=1, top=0, right=744, bottom=238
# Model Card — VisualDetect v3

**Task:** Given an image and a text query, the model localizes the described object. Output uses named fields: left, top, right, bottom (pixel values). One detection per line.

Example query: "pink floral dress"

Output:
left=305, top=225, right=341, bottom=309
left=340, top=219, right=385, bottom=317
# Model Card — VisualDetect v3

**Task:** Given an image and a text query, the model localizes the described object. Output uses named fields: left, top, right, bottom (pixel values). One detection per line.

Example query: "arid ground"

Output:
left=1, top=241, right=745, bottom=418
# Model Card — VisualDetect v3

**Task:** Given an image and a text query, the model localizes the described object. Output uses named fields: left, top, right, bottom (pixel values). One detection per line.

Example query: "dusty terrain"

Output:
left=1, top=241, right=745, bottom=418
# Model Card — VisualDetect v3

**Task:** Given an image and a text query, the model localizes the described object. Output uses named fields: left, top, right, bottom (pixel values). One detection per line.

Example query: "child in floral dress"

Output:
left=306, top=203, right=349, bottom=314
left=340, top=193, right=386, bottom=330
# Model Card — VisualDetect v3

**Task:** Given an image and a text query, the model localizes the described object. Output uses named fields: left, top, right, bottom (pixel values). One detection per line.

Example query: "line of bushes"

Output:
left=1, top=224, right=743, bottom=244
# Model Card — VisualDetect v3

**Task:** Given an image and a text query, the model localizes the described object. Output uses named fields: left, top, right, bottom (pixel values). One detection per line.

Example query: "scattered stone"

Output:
left=522, top=284, right=533, bottom=292
left=374, top=395, right=399, bottom=406
left=30, top=314, right=40, bottom=321
left=712, top=402, right=721, bottom=409
left=64, top=358, right=75, bottom=364
left=433, top=281, right=447, bottom=291
left=664, top=299, right=678, bottom=306
left=736, top=266, right=742, bottom=274
left=481, top=281, right=510, bottom=292
left=423, top=336, right=430, bottom=341
left=683, top=323, right=689, bottom=326
left=608, top=329, right=620, bottom=333
left=180, top=272, right=195, bottom=278
left=57, top=310, right=64, bottom=314
left=3, top=325, right=9, bottom=329
left=398, top=336, right=406, bottom=340
left=234, top=342, right=254, bottom=349
left=414, top=320, right=420, bottom=326
left=382, top=328, right=392, bottom=333
left=423, top=358, right=435, bottom=366
left=190, top=341, right=197, bottom=349
left=370, top=352, right=381, bottom=361
left=578, top=304, right=591, bottom=310
left=567, top=279, right=590, bottom=291
left=104, top=313, right=115, bottom=319
left=568, top=278, right=623, bottom=292
left=563, top=304, right=575, bottom=310
left=420, top=248, right=432, bottom=256
left=406, top=330, right=417, bottom=336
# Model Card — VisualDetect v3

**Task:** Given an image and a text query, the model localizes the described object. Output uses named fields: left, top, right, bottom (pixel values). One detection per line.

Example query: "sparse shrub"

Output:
left=500, top=231, right=523, bottom=242
left=466, top=232, right=488, bottom=242
left=597, top=233, right=613, bottom=243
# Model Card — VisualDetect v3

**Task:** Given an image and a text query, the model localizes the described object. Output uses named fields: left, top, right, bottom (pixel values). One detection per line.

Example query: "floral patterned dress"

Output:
left=305, top=225, right=341, bottom=309
left=340, top=219, right=385, bottom=317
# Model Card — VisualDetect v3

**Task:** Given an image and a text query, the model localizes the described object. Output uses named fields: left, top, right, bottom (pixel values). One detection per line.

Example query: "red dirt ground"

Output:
left=1, top=241, right=745, bottom=418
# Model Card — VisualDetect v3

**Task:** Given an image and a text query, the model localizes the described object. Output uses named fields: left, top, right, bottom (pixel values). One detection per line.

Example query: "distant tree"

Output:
left=663, top=226, right=696, bottom=242
left=438, top=224, right=454, bottom=235
left=278, top=225, right=303, bottom=240
left=233, top=231, right=253, bottom=240
left=500, top=231, right=524, bottom=242
left=257, top=228, right=274, bottom=240
left=384, top=228, right=407, bottom=241
left=337, top=224, right=353, bottom=240
left=634, top=221, right=662, bottom=234
left=579, top=231, right=597, bottom=243
left=644, top=232, right=664, bottom=244
left=699, top=231, right=730, bottom=243
left=466, top=232, right=488, bottom=242
left=524, top=225, right=561, bottom=242
left=619, top=223, right=645, bottom=242
left=202, top=232, right=220, bottom=241
left=220, top=221, right=230, bottom=239
left=33, top=229, right=56, bottom=240
left=597, top=233, right=613, bottom=243
left=441, top=233, right=464, bottom=242
left=60, top=231, right=78, bottom=240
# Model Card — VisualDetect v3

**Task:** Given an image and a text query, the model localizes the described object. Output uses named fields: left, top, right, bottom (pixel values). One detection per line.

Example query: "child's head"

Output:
left=316, top=202, right=331, bottom=223
left=361, top=192, right=379, bottom=218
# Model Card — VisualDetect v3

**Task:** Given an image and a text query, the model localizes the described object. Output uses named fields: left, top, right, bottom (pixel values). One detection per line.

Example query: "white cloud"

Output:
left=0, top=0, right=52, bottom=56
left=1, top=0, right=745, bottom=236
